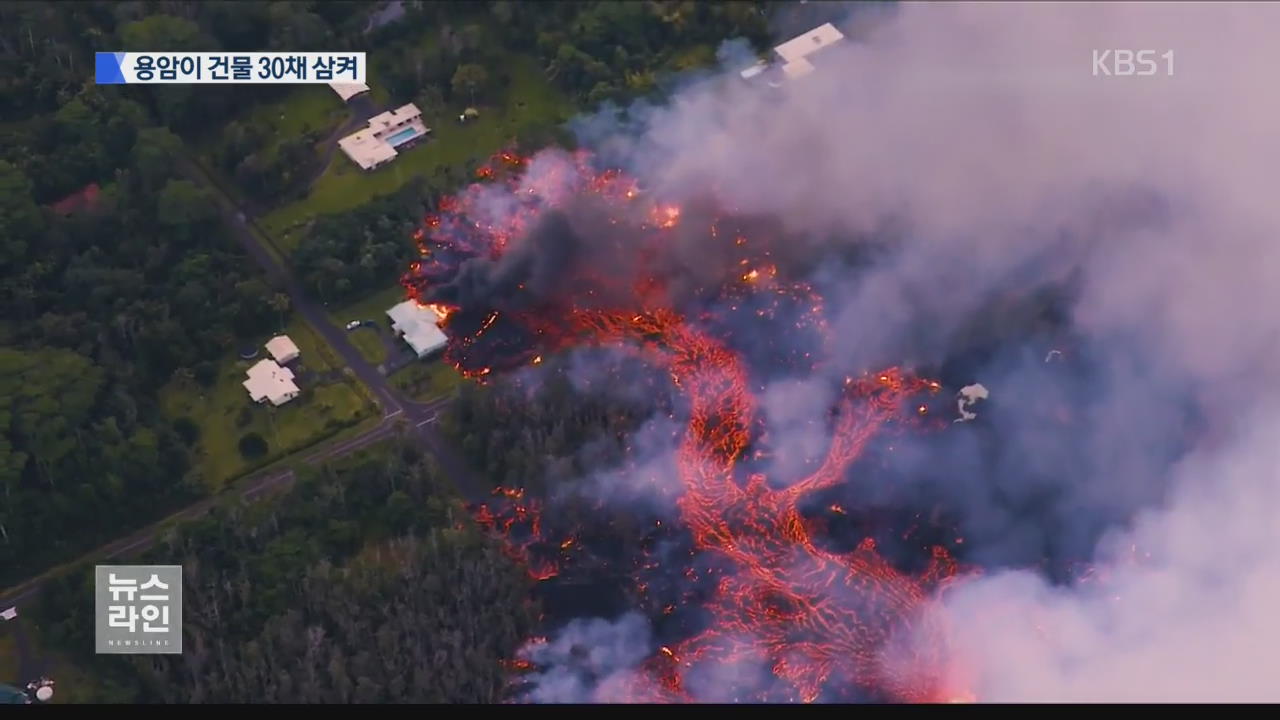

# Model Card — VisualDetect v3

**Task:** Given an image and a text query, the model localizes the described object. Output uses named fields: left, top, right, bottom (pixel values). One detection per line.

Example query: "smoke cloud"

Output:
left=510, top=0, right=1280, bottom=702
left=518, top=613, right=654, bottom=703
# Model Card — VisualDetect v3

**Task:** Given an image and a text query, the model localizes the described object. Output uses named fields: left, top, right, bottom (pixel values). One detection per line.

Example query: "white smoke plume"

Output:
left=523, top=0, right=1280, bottom=701
left=518, top=613, right=653, bottom=703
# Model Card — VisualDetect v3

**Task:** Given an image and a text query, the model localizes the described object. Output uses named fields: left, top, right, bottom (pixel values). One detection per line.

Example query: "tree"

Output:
left=132, top=127, right=184, bottom=192
left=414, top=86, right=446, bottom=123
left=0, top=160, right=42, bottom=266
left=267, top=8, right=335, bottom=52
left=451, top=64, right=489, bottom=106
left=119, top=15, right=219, bottom=131
left=32, top=443, right=538, bottom=703
left=193, top=361, right=218, bottom=388
left=269, top=293, right=291, bottom=330
left=172, top=417, right=200, bottom=446
left=0, top=347, right=104, bottom=482
left=238, top=432, right=269, bottom=460
left=157, top=179, right=218, bottom=243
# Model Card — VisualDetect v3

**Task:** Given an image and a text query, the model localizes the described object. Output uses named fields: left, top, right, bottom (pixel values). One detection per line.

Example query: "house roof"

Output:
left=773, top=22, right=846, bottom=65
left=338, top=127, right=399, bottom=170
left=781, top=57, right=816, bottom=80
left=369, top=104, right=422, bottom=134
left=329, top=82, right=370, bottom=102
left=49, top=183, right=101, bottom=215
left=265, top=335, right=300, bottom=362
left=243, top=359, right=299, bottom=404
left=387, top=300, right=448, bottom=357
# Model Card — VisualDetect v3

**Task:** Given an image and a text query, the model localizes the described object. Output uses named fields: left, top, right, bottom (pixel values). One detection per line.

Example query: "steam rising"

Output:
left=499, top=1, right=1279, bottom=702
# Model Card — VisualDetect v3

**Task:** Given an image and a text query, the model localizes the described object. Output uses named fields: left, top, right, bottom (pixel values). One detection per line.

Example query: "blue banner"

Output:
left=95, top=52, right=127, bottom=84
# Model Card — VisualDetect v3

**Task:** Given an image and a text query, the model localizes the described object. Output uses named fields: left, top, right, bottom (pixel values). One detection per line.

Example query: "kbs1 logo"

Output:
left=1093, top=49, right=1174, bottom=77
left=95, top=565, right=183, bottom=654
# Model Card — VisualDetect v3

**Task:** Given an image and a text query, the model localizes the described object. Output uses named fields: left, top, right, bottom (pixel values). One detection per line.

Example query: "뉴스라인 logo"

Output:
left=94, top=565, right=182, bottom=655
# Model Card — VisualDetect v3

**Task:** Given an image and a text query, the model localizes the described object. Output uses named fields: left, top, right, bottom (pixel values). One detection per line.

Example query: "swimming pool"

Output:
left=385, top=126, right=422, bottom=147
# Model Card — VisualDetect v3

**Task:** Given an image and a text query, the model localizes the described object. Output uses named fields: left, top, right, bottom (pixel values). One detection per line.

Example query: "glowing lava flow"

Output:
left=568, top=310, right=959, bottom=702
left=406, top=150, right=969, bottom=703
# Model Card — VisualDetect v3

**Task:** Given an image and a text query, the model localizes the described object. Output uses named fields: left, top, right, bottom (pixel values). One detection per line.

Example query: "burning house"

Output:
left=386, top=300, right=448, bottom=359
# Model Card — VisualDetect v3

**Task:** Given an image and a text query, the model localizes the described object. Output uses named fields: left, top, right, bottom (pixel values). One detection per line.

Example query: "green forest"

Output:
left=32, top=439, right=537, bottom=703
left=0, top=99, right=277, bottom=583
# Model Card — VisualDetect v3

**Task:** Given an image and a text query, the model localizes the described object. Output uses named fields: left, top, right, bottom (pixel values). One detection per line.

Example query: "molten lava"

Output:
left=404, top=149, right=971, bottom=702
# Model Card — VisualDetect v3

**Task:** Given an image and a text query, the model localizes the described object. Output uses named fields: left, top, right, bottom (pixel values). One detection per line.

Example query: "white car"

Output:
left=345, top=320, right=362, bottom=331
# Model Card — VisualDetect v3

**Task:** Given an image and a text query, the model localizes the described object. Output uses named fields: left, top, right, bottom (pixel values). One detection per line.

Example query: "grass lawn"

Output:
left=281, top=315, right=340, bottom=373
left=245, top=85, right=347, bottom=146
left=328, top=284, right=410, bottom=366
left=160, top=319, right=372, bottom=490
left=389, top=360, right=463, bottom=401
left=346, top=327, right=386, bottom=366
left=264, top=55, right=573, bottom=252
left=331, top=283, right=409, bottom=328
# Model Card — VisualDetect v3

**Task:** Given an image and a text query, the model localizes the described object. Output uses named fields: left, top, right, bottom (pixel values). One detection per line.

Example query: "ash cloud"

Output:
left=538, top=0, right=1280, bottom=702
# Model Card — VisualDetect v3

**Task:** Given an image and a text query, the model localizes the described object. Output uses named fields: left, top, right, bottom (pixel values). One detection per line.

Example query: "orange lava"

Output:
left=408, top=149, right=972, bottom=702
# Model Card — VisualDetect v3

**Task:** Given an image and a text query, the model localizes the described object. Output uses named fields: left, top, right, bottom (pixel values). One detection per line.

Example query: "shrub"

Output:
left=238, top=432, right=268, bottom=459
left=173, top=417, right=200, bottom=445
left=194, top=361, right=218, bottom=387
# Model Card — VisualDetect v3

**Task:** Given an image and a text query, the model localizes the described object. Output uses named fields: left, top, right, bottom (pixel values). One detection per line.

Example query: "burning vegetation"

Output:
left=402, top=150, right=976, bottom=702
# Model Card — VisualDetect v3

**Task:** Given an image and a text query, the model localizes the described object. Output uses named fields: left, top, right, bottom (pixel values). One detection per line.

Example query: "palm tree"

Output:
left=269, top=293, right=291, bottom=331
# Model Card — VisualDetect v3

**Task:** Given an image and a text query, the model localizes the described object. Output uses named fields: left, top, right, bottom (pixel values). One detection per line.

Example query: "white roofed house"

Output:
left=337, top=103, right=430, bottom=171
left=243, top=359, right=301, bottom=407
left=387, top=300, right=448, bottom=359
left=772, top=22, right=846, bottom=69
left=739, top=22, right=847, bottom=85
left=329, top=81, right=370, bottom=102
left=338, top=128, right=398, bottom=171
left=264, top=334, right=301, bottom=364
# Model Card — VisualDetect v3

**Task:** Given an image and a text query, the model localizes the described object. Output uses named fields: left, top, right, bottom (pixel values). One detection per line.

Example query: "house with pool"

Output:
left=337, top=103, right=430, bottom=171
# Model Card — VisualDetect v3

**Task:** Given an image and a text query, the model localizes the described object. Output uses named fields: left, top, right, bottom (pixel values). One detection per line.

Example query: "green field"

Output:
left=264, top=56, right=573, bottom=252
left=330, top=283, right=407, bottom=329
left=282, top=316, right=341, bottom=373
left=346, top=327, right=386, bottom=366
left=245, top=85, right=347, bottom=146
left=160, top=319, right=372, bottom=489
left=389, top=360, right=463, bottom=402
left=329, top=284, right=410, bottom=366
